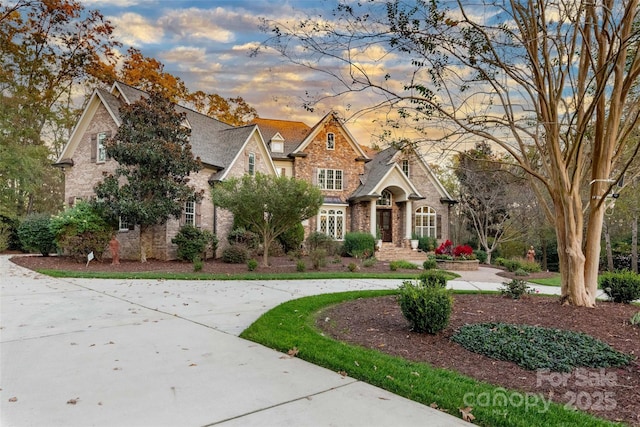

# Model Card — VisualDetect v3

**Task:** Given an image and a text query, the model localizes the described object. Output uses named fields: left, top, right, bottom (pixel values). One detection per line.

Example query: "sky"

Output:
left=81, top=0, right=383, bottom=145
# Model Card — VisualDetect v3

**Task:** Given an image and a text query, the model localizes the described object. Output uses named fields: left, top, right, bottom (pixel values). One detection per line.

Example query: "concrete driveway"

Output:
left=1, top=256, right=480, bottom=427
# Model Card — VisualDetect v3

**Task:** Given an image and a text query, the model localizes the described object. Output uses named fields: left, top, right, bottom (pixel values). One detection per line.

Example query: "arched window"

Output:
left=376, top=189, right=392, bottom=206
left=415, top=206, right=436, bottom=237
left=318, top=207, right=345, bottom=240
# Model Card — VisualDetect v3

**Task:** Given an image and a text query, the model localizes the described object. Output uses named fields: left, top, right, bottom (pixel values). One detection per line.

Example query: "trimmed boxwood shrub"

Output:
left=397, top=280, right=453, bottom=334
left=599, top=271, right=640, bottom=304
left=451, top=322, right=633, bottom=372
left=423, top=258, right=437, bottom=270
left=343, top=231, right=375, bottom=258
left=49, top=202, right=112, bottom=261
left=418, top=236, right=437, bottom=252
left=418, top=270, right=448, bottom=288
left=17, top=213, right=57, bottom=256
left=172, top=224, right=218, bottom=262
left=222, top=245, right=249, bottom=264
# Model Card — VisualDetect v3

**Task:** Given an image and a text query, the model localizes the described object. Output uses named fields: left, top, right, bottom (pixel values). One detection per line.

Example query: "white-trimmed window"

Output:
left=248, top=152, right=255, bottom=175
left=119, top=217, right=130, bottom=231
left=97, top=132, right=107, bottom=163
left=377, top=189, right=392, bottom=206
left=326, top=132, right=335, bottom=150
left=184, top=201, right=195, bottom=226
left=271, top=141, right=283, bottom=153
left=318, top=207, right=345, bottom=240
left=402, top=160, right=410, bottom=177
left=317, top=168, right=343, bottom=190
left=415, top=206, right=436, bottom=237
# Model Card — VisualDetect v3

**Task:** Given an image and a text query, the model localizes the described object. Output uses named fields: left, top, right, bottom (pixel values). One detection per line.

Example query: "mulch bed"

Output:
left=317, top=294, right=640, bottom=426
left=9, top=254, right=399, bottom=275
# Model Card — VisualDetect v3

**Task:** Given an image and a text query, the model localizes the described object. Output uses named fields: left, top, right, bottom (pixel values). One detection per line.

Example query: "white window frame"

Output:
left=318, top=207, right=345, bottom=240
left=97, top=132, right=107, bottom=163
left=377, top=189, right=392, bottom=206
left=184, top=201, right=195, bottom=226
left=326, top=132, right=335, bottom=150
left=317, top=168, right=343, bottom=190
left=271, top=141, right=284, bottom=153
left=248, top=152, right=255, bottom=175
left=402, top=160, right=410, bottom=177
left=118, top=217, right=130, bottom=231
left=415, top=206, right=436, bottom=237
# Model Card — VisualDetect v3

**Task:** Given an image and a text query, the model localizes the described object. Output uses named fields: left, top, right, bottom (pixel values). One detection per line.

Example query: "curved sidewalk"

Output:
left=1, top=257, right=553, bottom=427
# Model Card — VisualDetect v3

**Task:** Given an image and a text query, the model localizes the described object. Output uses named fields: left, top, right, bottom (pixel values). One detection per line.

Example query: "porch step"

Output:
left=376, top=242, right=429, bottom=262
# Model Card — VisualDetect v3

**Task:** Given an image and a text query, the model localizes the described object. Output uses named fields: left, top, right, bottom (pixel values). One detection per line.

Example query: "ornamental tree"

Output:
left=94, top=91, right=202, bottom=262
left=211, top=173, right=323, bottom=267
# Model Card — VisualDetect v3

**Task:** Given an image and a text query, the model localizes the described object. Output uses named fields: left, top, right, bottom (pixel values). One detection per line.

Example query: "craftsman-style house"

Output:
left=55, top=82, right=454, bottom=260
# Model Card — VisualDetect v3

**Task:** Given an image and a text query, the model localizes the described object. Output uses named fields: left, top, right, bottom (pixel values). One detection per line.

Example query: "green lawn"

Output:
left=241, top=290, right=621, bottom=427
left=528, top=275, right=561, bottom=287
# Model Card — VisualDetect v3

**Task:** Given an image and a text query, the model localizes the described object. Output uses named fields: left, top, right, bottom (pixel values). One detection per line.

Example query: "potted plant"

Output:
left=410, top=232, right=419, bottom=251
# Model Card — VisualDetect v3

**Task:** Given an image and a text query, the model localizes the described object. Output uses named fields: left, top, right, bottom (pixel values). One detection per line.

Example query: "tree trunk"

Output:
left=139, top=225, right=151, bottom=263
left=633, top=213, right=638, bottom=274
left=603, top=221, right=614, bottom=272
left=554, top=194, right=595, bottom=307
left=583, top=191, right=607, bottom=307
left=485, top=250, right=492, bottom=265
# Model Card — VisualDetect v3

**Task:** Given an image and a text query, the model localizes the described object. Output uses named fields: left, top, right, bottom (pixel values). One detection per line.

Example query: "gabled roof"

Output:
left=56, top=81, right=274, bottom=176
left=252, top=117, right=311, bottom=159
left=292, top=111, right=369, bottom=159
left=350, top=147, right=422, bottom=201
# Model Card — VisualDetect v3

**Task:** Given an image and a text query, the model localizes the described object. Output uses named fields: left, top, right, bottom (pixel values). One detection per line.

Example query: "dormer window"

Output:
left=327, top=133, right=335, bottom=150
left=270, top=132, right=284, bottom=153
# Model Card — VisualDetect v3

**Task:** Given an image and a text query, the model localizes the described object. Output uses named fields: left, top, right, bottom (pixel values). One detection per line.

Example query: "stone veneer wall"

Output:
left=292, top=118, right=366, bottom=240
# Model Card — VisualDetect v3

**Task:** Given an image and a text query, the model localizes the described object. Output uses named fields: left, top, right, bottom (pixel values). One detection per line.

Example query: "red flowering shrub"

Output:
left=453, top=244, right=474, bottom=258
left=435, top=240, right=453, bottom=256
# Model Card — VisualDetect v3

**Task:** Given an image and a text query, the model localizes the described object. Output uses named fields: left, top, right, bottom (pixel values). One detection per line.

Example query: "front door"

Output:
left=377, top=210, right=392, bottom=242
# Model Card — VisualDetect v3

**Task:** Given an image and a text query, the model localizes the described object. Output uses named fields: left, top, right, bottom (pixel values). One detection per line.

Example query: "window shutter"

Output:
left=312, top=168, right=318, bottom=185
left=128, top=222, right=135, bottom=231
left=90, top=134, right=97, bottom=162
left=341, top=171, right=346, bottom=190
left=180, top=205, right=186, bottom=226
left=436, top=214, right=442, bottom=239
left=105, top=131, right=112, bottom=159
left=195, top=202, right=202, bottom=227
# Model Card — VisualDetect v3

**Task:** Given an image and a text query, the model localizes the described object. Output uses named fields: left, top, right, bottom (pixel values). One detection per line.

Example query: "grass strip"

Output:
left=240, top=290, right=621, bottom=427
left=35, top=269, right=458, bottom=281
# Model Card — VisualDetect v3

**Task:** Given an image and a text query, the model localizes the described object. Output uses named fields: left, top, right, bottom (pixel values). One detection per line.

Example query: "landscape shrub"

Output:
left=227, top=227, right=259, bottom=249
left=422, top=258, right=437, bottom=270
left=306, top=231, right=334, bottom=251
left=192, top=256, right=203, bottom=272
left=418, top=270, right=448, bottom=288
left=0, top=215, right=20, bottom=251
left=474, top=249, right=487, bottom=264
left=172, top=224, right=217, bottom=262
left=277, top=222, right=304, bottom=253
left=343, top=231, right=375, bottom=258
left=49, top=202, right=112, bottom=261
left=247, top=258, right=258, bottom=271
left=453, top=244, right=474, bottom=258
left=348, top=262, right=358, bottom=272
left=499, top=279, right=533, bottom=299
left=309, top=248, right=327, bottom=270
left=390, top=260, right=419, bottom=271
left=451, top=322, right=633, bottom=372
left=17, top=213, right=57, bottom=256
left=599, top=271, right=640, bottom=304
left=630, top=312, right=640, bottom=326
left=362, top=257, right=377, bottom=268
left=495, top=257, right=541, bottom=273
left=296, top=260, right=306, bottom=272
left=221, top=245, right=248, bottom=264
left=514, top=268, right=529, bottom=277
left=418, top=236, right=437, bottom=252
left=397, top=280, right=453, bottom=334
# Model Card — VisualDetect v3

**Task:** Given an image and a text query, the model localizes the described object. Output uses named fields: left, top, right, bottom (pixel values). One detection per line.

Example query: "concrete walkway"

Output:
left=1, top=257, right=560, bottom=427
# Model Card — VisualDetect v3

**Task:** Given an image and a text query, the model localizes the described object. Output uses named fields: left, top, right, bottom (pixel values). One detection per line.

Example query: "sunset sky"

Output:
left=82, top=0, right=392, bottom=146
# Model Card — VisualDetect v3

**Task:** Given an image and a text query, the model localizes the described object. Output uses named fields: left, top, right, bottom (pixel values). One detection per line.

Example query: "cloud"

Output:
left=109, top=12, right=163, bottom=46
left=158, top=8, right=237, bottom=43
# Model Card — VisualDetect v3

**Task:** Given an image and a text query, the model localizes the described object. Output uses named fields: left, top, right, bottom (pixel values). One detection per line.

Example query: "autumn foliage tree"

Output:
left=262, top=0, right=640, bottom=306
left=94, top=91, right=202, bottom=262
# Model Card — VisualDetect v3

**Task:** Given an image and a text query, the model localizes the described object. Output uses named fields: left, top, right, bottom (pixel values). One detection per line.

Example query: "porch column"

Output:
left=405, top=200, right=413, bottom=240
left=370, top=200, right=377, bottom=236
